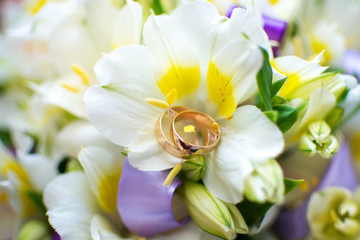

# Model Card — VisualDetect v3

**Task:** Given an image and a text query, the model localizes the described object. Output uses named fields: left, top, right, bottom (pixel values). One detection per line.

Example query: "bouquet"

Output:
left=0, top=0, right=359, bottom=239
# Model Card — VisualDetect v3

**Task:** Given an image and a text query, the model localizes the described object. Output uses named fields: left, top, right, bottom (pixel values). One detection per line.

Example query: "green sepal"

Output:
left=152, top=0, right=165, bottom=15
left=236, top=177, right=303, bottom=227
left=264, top=110, right=279, bottom=123
left=326, top=106, right=344, bottom=129
left=272, top=95, right=286, bottom=105
left=271, top=77, right=287, bottom=98
left=25, top=191, right=47, bottom=215
left=284, top=178, right=304, bottom=195
left=256, top=47, right=273, bottom=111
left=273, top=104, right=300, bottom=133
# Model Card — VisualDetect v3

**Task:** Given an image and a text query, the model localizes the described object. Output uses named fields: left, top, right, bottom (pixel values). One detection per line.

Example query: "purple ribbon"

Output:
left=227, top=6, right=287, bottom=57
left=274, top=143, right=358, bottom=239
left=117, top=159, right=188, bottom=237
left=343, top=50, right=360, bottom=79
left=52, top=231, right=61, bottom=240
left=262, top=15, right=287, bottom=57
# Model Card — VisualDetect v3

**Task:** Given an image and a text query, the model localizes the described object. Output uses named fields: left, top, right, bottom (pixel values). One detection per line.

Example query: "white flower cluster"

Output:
left=0, top=0, right=359, bottom=239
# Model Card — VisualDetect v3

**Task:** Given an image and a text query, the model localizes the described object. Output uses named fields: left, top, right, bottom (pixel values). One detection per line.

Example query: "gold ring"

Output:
left=155, top=106, right=189, bottom=158
left=170, top=110, right=220, bottom=158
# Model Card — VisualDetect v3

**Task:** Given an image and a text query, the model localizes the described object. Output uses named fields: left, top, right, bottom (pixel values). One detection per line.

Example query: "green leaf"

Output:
left=284, top=178, right=304, bottom=195
left=256, top=47, right=273, bottom=111
left=271, top=77, right=287, bottom=98
left=26, top=191, right=47, bottom=215
left=237, top=177, right=303, bottom=227
left=152, top=0, right=165, bottom=15
left=264, top=110, right=279, bottom=123
left=273, top=104, right=300, bottom=133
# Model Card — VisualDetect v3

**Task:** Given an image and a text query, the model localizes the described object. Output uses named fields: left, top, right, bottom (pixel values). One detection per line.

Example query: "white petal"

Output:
left=83, top=0, right=119, bottom=51
left=128, top=123, right=180, bottom=171
left=111, top=0, right=143, bottom=47
left=203, top=106, right=284, bottom=203
left=143, top=14, right=201, bottom=100
left=90, top=214, right=124, bottom=240
left=49, top=14, right=99, bottom=77
left=78, top=146, right=123, bottom=213
left=57, top=120, right=118, bottom=158
left=84, top=85, right=161, bottom=147
left=170, top=1, right=220, bottom=53
left=17, top=152, right=56, bottom=191
left=296, top=88, right=336, bottom=136
left=206, top=39, right=262, bottom=118
left=94, top=45, right=162, bottom=99
left=226, top=7, right=271, bottom=55
left=272, top=53, right=327, bottom=80
left=44, top=172, right=100, bottom=240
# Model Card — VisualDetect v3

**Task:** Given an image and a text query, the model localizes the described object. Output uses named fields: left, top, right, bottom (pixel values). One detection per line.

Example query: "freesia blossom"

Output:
left=85, top=0, right=284, bottom=204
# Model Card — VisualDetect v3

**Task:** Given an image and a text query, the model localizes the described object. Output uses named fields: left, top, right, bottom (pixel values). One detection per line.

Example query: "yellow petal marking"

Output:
left=60, top=83, right=80, bottom=93
left=157, top=66, right=200, bottom=100
left=311, top=36, right=331, bottom=65
left=145, top=98, right=169, bottom=109
left=184, top=125, right=196, bottom=133
left=166, top=89, right=177, bottom=106
left=1, top=160, right=32, bottom=190
left=72, top=64, right=90, bottom=86
left=164, top=164, right=182, bottom=186
left=350, top=131, right=360, bottom=163
left=26, top=0, right=46, bottom=15
left=207, top=61, right=236, bottom=117
left=269, top=0, right=280, bottom=5
left=97, top=171, right=122, bottom=213
left=278, top=74, right=301, bottom=99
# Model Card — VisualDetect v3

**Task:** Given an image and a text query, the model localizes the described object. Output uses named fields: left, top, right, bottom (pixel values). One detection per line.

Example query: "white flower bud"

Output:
left=244, top=159, right=284, bottom=203
left=180, top=181, right=248, bottom=239
left=182, top=155, right=205, bottom=181
left=307, top=187, right=360, bottom=240
left=17, top=220, right=50, bottom=240
left=299, top=121, right=339, bottom=158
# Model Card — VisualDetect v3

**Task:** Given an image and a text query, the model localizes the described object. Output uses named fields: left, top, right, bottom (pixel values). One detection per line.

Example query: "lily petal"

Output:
left=78, top=146, right=123, bottom=213
left=84, top=84, right=161, bottom=147
left=44, top=172, right=101, bottom=240
left=128, top=123, right=180, bottom=171
left=203, top=105, right=284, bottom=203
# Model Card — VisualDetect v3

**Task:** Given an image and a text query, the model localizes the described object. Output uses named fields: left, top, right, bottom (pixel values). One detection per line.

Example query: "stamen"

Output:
left=226, top=115, right=234, bottom=121
left=72, top=64, right=90, bottom=86
left=184, top=125, right=196, bottom=133
left=60, top=83, right=79, bottom=93
left=145, top=98, right=169, bottom=109
left=330, top=209, right=339, bottom=222
left=311, top=177, right=319, bottom=187
left=164, top=163, right=182, bottom=186
left=0, top=192, right=8, bottom=203
left=212, top=123, right=219, bottom=132
left=299, top=180, right=309, bottom=192
left=166, top=89, right=177, bottom=106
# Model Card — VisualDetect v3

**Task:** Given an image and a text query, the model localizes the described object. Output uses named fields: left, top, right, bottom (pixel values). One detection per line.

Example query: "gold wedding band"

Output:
left=155, top=106, right=220, bottom=159
left=171, top=110, right=220, bottom=158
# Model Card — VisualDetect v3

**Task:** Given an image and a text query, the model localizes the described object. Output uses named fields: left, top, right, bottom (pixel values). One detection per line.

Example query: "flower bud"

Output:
left=307, top=187, right=360, bottom=240
left=182, top=155, right=205, bottom=181
left=17, top=220, right=50, bottom=240
left=244, top=159, right=284, bottom=203
left=308, top=121, right=331, bottom=143
left=299, top=121, right=339, bottom=158
left=179, top=181, right=248, bottom=239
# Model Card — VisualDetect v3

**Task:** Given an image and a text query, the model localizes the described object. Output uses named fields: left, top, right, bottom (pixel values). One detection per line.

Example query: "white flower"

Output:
left=85, top=0, right=284, bottom=204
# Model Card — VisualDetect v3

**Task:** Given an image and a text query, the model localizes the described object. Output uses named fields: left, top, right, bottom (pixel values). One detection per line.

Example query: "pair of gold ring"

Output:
left=155, top=106, right=220, bottom=159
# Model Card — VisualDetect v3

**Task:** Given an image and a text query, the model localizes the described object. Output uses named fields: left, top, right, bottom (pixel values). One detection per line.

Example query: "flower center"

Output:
left=156, top=106, right=220, bottom=159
